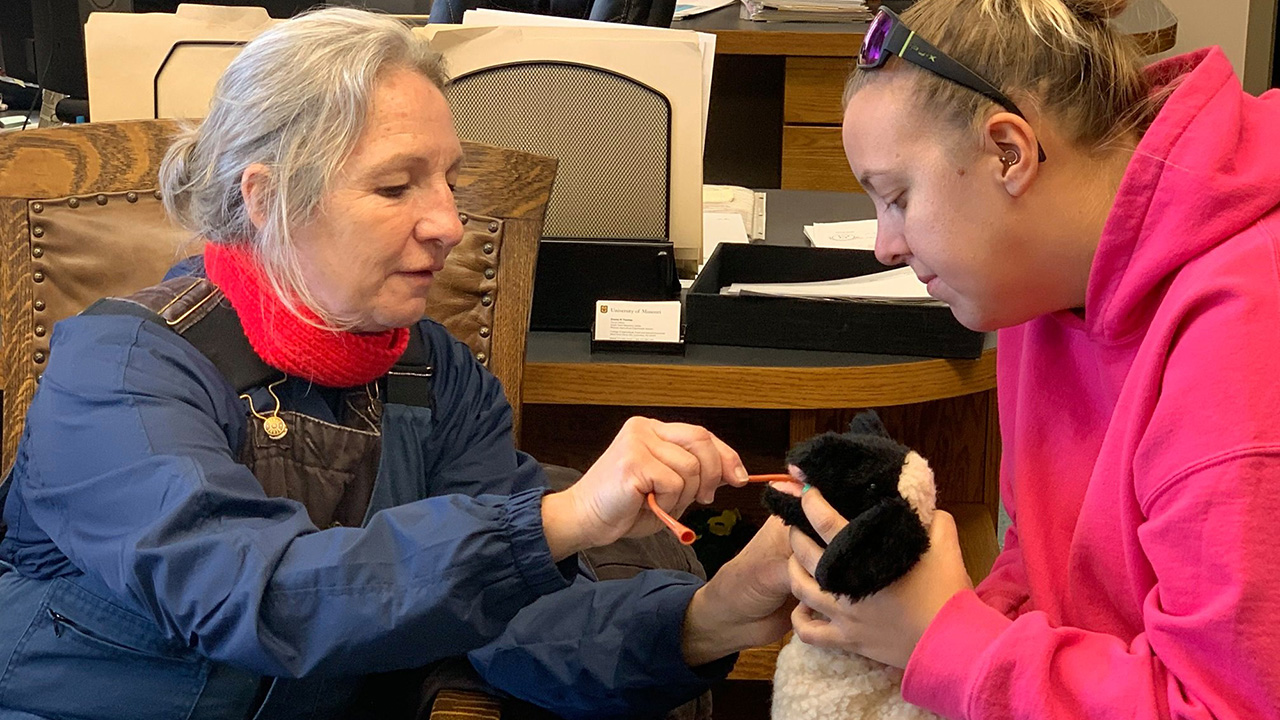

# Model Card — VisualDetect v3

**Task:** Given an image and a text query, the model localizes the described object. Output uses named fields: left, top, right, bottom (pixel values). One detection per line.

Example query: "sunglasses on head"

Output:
left=859, top=7, right=1047, bottom=163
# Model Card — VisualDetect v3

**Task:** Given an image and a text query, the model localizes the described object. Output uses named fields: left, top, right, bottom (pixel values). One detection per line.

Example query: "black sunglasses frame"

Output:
left=860, top=8, right=1047, bottom=163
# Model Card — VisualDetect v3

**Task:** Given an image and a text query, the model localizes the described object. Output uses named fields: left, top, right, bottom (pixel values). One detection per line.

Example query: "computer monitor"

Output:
left=28, top=0, right=135, bottom=99
left=0, top=1, right=36, bottom=84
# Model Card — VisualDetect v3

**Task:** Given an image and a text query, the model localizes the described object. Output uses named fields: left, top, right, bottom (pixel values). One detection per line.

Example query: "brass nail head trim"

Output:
left=96, top=194, right=108, bottom=206
left=68, top=198, right=80, bottom=209
left=32, top=203, right=43, bottom=214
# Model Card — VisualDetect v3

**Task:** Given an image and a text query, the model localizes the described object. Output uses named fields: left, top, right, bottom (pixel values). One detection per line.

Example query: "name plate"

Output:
left=592, top=300, right=682, bottom=343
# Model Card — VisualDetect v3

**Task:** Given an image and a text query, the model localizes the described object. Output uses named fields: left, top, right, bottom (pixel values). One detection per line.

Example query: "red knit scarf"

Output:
left=203, top=242, right=409, bottom=388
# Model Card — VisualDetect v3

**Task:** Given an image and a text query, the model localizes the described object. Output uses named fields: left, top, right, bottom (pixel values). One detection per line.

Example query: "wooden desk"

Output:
left=679, top=0, right=1178, bottom=191
left=525, top=333, right=996, bottom=410
left=520, top=190, right=1001, bottom=574
left=522, top=330, right=1001, bottom=559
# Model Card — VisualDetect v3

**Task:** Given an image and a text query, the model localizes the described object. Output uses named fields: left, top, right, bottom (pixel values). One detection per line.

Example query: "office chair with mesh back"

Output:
left=442, top=59, right=683, bottom=331
left=427, top=0, right=676, bottom=27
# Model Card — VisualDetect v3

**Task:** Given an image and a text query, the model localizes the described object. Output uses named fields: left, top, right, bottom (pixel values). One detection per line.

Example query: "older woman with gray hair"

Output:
left=0, top=8, right=793, bottom=720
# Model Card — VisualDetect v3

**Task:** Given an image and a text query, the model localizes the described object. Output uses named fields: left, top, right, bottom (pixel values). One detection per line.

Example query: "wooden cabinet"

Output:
left=678, top=0, right=1177, bottom=193
left=781, top=57, right=863, bottom=192
left=781, top=126, right=860, bottom=192
left=783, top=56, right=850, bottom=125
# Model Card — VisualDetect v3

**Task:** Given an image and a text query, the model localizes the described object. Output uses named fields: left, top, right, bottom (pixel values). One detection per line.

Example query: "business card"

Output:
left=592, top=300, right=682, bottom=343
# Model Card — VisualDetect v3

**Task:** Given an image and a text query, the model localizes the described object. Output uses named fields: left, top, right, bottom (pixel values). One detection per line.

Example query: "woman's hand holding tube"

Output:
left=541, top=417, right=749, bottom=559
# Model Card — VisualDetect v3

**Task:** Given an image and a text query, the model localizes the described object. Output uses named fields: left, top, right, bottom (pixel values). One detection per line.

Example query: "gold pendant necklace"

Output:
left=262, top=415, right=288, bottom=440
left=240, top=377, right=289, bottom=440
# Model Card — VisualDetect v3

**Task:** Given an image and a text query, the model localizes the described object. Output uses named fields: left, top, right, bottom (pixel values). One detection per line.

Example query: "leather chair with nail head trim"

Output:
left=0, top=119, right=555, bottom=474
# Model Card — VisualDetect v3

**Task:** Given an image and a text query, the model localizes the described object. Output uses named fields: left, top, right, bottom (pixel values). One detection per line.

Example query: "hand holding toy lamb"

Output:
left=763, top=411, right=949, bottom=720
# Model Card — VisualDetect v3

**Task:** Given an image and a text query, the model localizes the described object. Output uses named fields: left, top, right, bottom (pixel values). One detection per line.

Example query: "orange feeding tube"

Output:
left=647, top=494, right=697, bottom=545
left=647, top=474, right=800, bottom=545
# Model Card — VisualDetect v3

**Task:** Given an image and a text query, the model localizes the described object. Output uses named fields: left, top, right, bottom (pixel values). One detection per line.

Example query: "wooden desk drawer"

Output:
left=781, top=125, right=862, bottom=193
left=784, top=56, right=855, bottom=125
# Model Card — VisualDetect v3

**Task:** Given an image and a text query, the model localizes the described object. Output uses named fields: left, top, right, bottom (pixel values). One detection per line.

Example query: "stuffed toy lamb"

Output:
left=763, top=411, right=940, bottom=720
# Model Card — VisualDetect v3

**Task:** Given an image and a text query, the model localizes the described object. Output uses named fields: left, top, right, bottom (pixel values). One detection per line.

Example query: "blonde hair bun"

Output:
left=1064, top=0, right=1130, bottom=20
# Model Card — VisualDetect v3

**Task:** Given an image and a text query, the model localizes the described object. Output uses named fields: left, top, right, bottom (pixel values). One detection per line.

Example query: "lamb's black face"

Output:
left=760, top=412, right=932, bottom=600
left=762, top=431, right=908, bottom=545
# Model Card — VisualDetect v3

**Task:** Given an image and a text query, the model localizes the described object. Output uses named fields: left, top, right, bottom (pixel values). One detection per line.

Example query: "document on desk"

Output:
left=721, top=267, right=942, bottom=304
left=804, top=219, right=878, bottom=250
left=740, top=0, right=872, bottom=22
left=702, top=211, right=751, bottom=264
left=674, top=0, right=738, bottom=19
left=85, top=4, right=280, bottom=122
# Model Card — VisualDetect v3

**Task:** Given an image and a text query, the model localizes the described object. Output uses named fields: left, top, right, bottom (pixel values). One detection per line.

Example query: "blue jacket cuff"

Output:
left=503, top=487, right=577, bottom=596
left=651, top=580, right=739, bottom=684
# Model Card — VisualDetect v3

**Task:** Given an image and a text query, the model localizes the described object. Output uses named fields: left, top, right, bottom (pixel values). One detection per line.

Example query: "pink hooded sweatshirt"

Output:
left=901, top=48, right=1280, bottom=719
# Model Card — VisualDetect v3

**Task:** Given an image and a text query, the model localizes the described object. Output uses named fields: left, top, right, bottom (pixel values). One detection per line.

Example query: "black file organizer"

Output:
left=530, top=238, right=681, bottom=331
left=685, top=244, right=984, bottom=359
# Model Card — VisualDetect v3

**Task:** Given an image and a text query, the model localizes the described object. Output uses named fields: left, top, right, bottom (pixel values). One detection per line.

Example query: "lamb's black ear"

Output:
left=846, top=411, right=891, bottom=440
left=814, top=495, right=929, bottom=601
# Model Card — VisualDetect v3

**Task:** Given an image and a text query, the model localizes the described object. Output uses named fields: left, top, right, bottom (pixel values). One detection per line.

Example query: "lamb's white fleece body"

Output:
left=771, top=452, right=940, bottom=720
left=771, top=639, right=939, bottom=720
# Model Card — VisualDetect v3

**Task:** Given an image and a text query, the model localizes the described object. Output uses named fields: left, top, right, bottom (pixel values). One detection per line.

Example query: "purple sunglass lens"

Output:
left=861, top=12, right=891, bottom=66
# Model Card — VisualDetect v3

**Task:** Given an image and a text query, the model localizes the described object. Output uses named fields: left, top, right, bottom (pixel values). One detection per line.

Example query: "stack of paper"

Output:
left=720, top=266, right=940, bottom=304
left=704, top=184, right=766, bottom=241
left=674, top=0, right=739, bottom=19
left=803, top=219, right=877, bottom=250
left=740, top=0, right=872, bottom=22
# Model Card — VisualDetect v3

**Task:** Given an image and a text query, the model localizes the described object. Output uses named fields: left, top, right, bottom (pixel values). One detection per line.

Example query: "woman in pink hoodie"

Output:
left=785, top=0, right=1280, bottom=717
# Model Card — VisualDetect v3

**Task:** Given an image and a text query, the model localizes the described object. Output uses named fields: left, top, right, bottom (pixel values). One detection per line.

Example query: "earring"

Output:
left=1001, top=149, right=1021, bottom=168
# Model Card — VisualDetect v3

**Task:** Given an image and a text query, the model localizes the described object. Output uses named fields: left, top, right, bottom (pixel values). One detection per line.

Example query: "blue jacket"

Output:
left=0, top=308, right=730, bottom=719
